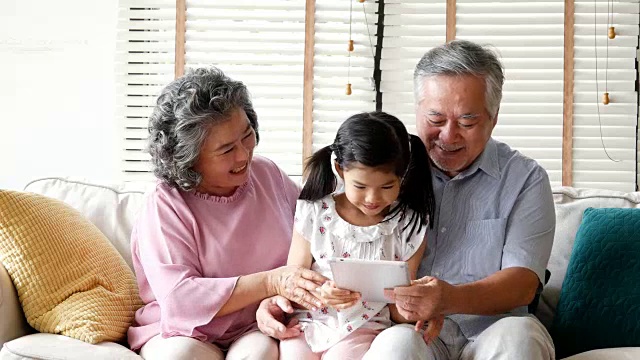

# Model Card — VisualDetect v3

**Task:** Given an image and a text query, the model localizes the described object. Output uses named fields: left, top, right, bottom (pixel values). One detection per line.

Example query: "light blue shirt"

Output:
left=418, top=138, right=555, bottom=339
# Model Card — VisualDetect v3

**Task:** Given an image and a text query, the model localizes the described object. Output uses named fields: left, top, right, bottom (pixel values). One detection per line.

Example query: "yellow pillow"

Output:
left=0, top=190, right=143, bottom=344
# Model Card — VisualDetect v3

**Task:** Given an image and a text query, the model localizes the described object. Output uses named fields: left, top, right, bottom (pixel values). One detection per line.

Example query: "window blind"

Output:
left=182, top=0, right=305, bottom=176
left=312, top=1, right=378, bottom=152
left=573, top=0, right=639, bottom=192
left=115, top=0, right=640, bottom=190
left=456, top=0, right=566, bottom=187
left=380, top=0, right=447, bottom=135
left=116, top=0, right=176, bottom=181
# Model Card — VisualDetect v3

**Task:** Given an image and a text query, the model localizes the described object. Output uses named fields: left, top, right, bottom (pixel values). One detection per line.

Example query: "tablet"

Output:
left=328, top=258, right=410, bottom=303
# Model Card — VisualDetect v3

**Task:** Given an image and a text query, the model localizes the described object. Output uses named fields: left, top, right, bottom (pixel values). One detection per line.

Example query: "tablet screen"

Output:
left=328, top=258, right=410, bottom=303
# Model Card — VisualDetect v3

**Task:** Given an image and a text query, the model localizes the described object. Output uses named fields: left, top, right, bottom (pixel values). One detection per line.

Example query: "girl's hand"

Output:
left=415, top=315, right=444, bottom=345
left=318, top=281, right=360, bottom=309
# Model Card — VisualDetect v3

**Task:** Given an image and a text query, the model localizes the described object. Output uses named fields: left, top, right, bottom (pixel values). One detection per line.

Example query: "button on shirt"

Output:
left=418, top=138, right=555, bottom=340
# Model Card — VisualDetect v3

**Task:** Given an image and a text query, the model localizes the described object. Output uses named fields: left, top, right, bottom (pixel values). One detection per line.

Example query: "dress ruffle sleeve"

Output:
left=396, top=210, right=429, bottom=261
left=294, top=199, right=317, bottom=241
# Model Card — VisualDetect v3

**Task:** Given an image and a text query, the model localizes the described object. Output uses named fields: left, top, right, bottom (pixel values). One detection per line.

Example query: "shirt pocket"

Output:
left=461, top=218, right=508, bottom=281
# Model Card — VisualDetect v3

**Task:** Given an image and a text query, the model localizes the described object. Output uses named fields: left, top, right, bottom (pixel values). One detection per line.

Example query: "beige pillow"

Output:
left=0, top=190, right=143, bottom=344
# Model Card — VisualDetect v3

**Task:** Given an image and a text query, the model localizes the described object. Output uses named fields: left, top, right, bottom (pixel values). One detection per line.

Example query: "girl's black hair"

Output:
left=299, top=111, right=435, bottom=240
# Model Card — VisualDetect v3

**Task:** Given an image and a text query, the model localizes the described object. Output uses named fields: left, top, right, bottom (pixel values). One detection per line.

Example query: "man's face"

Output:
left=416, top=75, right=497, bottom=178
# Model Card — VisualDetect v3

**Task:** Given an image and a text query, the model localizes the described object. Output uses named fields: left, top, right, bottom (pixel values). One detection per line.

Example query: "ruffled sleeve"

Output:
left=294, top=199, right=317, bottom=241
left=263, top=155, right=301, bottom=218
left=396, top=210, right=429, bottom=261
left=134, top=188, right=238, bottom=342
left=280, top=169, right=301, bottom=218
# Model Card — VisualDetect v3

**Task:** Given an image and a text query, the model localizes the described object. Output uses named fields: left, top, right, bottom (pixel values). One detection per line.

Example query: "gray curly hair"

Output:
left=413, top=40, right=505, bottom=119
left=147, top=67, right=259, bottom=191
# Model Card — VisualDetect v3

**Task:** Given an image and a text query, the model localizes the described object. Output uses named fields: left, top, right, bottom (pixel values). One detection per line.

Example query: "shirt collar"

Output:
left=432, top=138, right=501, bottom=181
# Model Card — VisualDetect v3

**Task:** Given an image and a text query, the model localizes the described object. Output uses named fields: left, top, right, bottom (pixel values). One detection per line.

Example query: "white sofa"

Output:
left=1, top=178, right=640, bottom=359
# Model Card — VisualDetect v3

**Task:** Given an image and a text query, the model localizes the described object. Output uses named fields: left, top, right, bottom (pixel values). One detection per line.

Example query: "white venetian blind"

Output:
left=184, top=0, right=306, bottom=175
left=313, top=0, right=378, bottom=151
left=456, top=0, right=565, bottom=187
left=380, top=0, right=447, bottom=134
left=116, top=0, right=176, bottom=181
left=573, top=0, right=639, bottom=192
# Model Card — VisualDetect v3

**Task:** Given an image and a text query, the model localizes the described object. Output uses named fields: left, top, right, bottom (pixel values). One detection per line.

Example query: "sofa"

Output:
left=1, top=177, right=640, bottom=359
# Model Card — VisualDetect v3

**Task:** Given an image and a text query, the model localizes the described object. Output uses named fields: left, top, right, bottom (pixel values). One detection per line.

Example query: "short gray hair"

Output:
left=147, top=67, right=259, bottom=191
left=413, top=40, right=505, bottom=118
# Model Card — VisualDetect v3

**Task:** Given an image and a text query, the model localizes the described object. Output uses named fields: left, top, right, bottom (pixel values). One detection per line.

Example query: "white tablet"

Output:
left=328, top=258, right=410, bottom=303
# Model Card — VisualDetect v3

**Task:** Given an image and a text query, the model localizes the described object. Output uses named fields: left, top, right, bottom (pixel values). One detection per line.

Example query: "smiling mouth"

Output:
left=436, top=144, right=463, bottom=153
left=364, top=204, right=380, bottom=210
left=230, top=163, right=247, bottom=174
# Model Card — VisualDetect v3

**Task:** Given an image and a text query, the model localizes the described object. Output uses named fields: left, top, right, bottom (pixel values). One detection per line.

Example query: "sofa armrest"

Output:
left=0, top=263, right=31, bottom=345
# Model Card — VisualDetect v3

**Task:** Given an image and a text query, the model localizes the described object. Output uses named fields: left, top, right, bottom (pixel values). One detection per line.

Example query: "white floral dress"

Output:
left=292, top=195, right=427, bottom=352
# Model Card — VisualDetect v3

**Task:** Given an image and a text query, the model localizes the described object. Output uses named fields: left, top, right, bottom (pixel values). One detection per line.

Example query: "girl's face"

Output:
left=338, top=162, right=401, bottom=218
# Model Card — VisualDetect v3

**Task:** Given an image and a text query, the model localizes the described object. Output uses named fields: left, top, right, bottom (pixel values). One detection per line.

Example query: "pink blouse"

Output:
left=127, top=156, right=299, bottom=350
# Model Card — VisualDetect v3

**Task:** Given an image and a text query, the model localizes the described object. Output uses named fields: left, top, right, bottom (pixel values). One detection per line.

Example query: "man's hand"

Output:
left=318, top=281, right=360, bottom=309
left=384, top=276, right=453, bottom=321
left=256, top=295, right=302, bottom=340
left=268, top=265, right=328, bottom=310
left=415, top=315, right=445, bottom=345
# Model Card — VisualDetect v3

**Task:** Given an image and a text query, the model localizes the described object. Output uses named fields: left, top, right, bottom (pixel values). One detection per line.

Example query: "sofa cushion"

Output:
left=23, top=178, right=149, bottom=269
left=551, top=207, right=640, bottom=358
left=562, top=347, right=640, bottom=360
left=0, top=333, right=141, bottom=359
left=537, top=187, right=640, bottom=329
left=0, top=190, right=143, bottom=344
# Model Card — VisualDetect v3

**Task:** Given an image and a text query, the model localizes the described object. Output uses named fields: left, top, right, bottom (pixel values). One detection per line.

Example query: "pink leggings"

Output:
left=279, top=328, right=381, bottom=360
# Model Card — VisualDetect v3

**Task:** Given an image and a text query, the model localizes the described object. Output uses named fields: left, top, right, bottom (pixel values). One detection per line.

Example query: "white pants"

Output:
left=140, top=331, right=278, bottom=360
left=363, top=316, right=555, bottom=360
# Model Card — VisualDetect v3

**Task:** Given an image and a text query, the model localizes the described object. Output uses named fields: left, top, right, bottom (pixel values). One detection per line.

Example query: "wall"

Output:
left=0, top=0, right=119, bottom=190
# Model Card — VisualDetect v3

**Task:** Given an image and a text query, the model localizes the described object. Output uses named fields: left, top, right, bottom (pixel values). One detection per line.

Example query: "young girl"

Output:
left=280, top=112, right=443, bottom=360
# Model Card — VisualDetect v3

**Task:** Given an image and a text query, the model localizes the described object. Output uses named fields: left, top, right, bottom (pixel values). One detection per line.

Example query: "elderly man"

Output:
left=258, top=39, right=556, bottom=360
left=362, top=39, right=556, bottom=360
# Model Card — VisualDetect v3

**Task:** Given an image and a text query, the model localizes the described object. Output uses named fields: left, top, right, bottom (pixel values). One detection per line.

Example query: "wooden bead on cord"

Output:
left=346, top=83, right=352, bottom=95
left=608, top=27, right=616, bottom=39
left=603, top=92, right=610, bottom=105
left=348, top=40, right=354, bottom=52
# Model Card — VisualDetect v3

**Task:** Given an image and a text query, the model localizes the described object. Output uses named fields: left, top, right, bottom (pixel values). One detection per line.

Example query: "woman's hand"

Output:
left=268, top=265, right=328, bottom=310
left=415, top=315, right=444, bottom=345
left=318, top=281, right=360, bottom=309
left=256, top=296, right=302, bottom=340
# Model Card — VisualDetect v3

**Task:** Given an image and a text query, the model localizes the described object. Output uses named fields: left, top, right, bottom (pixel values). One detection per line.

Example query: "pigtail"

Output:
left=402, top=134, right=435, bottom=229
left=299, top=145, right=336, bottom=201
left=392, top=134, right=435, bottom=241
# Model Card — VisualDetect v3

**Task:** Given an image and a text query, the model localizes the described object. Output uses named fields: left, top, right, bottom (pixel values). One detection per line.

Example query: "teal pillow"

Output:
left=552, top=208, right=640, bottom=358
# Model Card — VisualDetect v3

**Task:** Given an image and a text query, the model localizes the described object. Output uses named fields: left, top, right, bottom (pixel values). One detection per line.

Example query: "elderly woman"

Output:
left=127, top=67, right=327, bottom=359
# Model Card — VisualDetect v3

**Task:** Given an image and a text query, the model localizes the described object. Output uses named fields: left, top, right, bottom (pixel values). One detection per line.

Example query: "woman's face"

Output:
left=194, top=108, right=257, bottom=196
